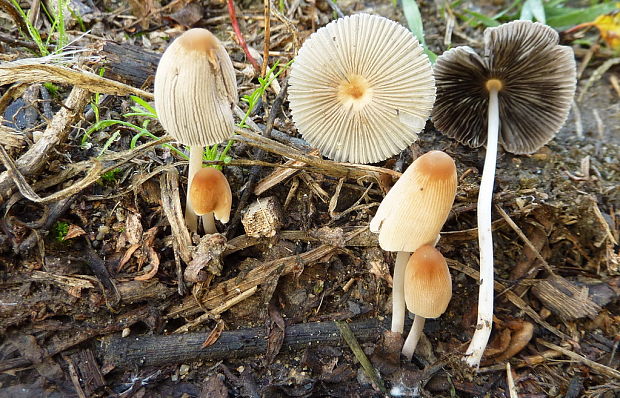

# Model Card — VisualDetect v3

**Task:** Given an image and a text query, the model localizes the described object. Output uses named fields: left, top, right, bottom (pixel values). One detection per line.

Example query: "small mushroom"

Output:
left=189, top=167, right=232, bottom=234
left=288, top=13, right=435, bottom=164
left=401, top=245, right=452, bottom=360
left=431, top=20, right=576, bottom=369
left=154, top=28, right=237, bottom=233
left=370, top=150, right=457, bottom=334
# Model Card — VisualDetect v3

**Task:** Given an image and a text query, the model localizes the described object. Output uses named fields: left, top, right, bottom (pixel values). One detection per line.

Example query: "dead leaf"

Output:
left=201, top=319, right=225, bottom=348
left=63, top=224, right=86, bottom=240
left=184, top=234, right=227, bottom=282
left=165, top=2, right=203, bottom=27
left=200, top=373, right=228, bottom=398
left=264, top=302, right=285, bottom=365
left=568, top=11, right=620, bottom=50
left=118, top=243, right=141, bottom=272
left=135, top=227, right=160, bottom=281
left=124, top=212, right=143, bottom=245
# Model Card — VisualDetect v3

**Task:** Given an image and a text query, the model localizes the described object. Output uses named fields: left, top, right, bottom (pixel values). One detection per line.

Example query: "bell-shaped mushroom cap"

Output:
left=369, top=150, right=457, bottom=252
left=432, top=20, right=576, bottom=154
left=288, top=13, right=436, bottom=164
left=154, top=28, right=237, bottom=147
left=404, top=245, right=452, bottom=318
left=189, top=167, right=233, bottom=222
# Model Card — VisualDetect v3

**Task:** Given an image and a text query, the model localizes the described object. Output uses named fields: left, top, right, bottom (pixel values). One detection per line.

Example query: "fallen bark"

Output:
left=101, top=318, right=388, bottom=369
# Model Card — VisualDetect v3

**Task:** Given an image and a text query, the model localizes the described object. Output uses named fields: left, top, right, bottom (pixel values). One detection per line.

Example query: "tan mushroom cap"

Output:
left=404, top=245, right=452, bottom=318
left=432, top=21, right=576, bottom=154
left=189, top=167, right=233, bottom=222
left=369, top=150, right=457, bottom=252
left=288, top=13, right=436, bottom=164
left=154, top=28, right=237, bottom=147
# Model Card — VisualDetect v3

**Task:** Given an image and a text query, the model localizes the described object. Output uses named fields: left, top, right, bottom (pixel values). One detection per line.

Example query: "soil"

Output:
left=0, top=0, right=619, bottom=397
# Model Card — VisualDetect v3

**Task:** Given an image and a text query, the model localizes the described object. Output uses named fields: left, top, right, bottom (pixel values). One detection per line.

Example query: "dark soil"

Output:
left=0, top=0, right=618, bottom=397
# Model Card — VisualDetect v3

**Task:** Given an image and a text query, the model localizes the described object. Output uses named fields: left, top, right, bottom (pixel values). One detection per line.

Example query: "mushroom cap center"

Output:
left=485, top=78, right=504, bottom=92
left=336, top=74, right=373, bottom=112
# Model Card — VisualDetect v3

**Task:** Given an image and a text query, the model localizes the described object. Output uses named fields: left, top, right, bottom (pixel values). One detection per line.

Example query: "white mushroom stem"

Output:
left=464, top=87, right=500, bottom=368
left=391, top=251, right=411, bottom=333
left=402, top=314, right=425, bottom=360
left=185, top=145, right=203, bottom=233
left=201, top=213, right=217, bottom=234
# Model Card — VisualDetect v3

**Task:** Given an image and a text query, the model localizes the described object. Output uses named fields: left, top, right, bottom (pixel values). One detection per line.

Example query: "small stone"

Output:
left=179, top=364, right=190, bottom=376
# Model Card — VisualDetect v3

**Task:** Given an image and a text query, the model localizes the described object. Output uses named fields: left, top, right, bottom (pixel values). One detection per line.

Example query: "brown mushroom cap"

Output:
left=431, top=20, right=576, bottom=154
left=404, top=245, right=452, bottom=318
left=189, top=167, right=233, bottom=222
left=154, top=28, right=237, bottom=147
left=369, top=150, right=457, bottom=252
left=288, top=13, right=436, bottom=164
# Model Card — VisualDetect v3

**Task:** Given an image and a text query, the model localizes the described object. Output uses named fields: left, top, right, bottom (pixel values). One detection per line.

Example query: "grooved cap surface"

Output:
left=369, top=151, right=457, bottom=252
left=189, top=167, right=233, bottom=222
left=404, top=245, right=452, bottom=318
left=154, top=28, right=237, bottom=147
left=432, top=20, right=576, bottom=154
left=288, top=13, right=436, bottom=164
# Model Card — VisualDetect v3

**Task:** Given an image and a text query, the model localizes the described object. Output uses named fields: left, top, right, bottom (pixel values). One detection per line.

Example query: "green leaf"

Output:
left=546, top=3, right=620, bottom=29
left=520, top=0, right=545, bottom=24
left=402, top=0, right=427, bottom=47
left=130, top=95, right=157, bottom=116
left=462, top=9, right=500, bottom=27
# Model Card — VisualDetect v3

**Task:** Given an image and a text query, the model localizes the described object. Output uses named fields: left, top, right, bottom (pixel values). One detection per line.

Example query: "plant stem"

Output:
left=391, top=251, right=411, bottom=333
left=402, top=315, right=425, bottom=360
left=464, top=88, right=499, bottom=369
left=202, top=213, right=217, bottom=234
left=227, top=0, right=261, bottom=73
left=185, top=145, right=203, bottom=233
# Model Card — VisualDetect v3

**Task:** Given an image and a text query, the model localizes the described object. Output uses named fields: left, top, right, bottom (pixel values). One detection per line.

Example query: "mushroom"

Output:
left=370, top=150, right=457, bottom=334
left=154, top=28, right=237, bottom=233
left=288, top=13, right=435, bottom=164
left=401, top=245, right=452, bottom=360
left=189, top=167, right=232, bottom=234
left=431, top=20, right=576, bottom=368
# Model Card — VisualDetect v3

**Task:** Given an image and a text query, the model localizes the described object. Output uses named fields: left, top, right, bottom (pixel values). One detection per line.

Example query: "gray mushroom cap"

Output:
left=154, top=28, right=237, bottom=147
left=288, top=13, right=436, bottom=164
left=431, top=20, right=576, bottom=154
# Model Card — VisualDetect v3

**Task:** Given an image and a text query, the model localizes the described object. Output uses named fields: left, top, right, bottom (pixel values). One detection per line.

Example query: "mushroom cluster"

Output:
left=432, top=20, right=577, bottom=368
left=288, top=13, right=435, bottom=164
left=154, top=28, right=237, bottom=233
left=370, top=150, right=457, bottom=357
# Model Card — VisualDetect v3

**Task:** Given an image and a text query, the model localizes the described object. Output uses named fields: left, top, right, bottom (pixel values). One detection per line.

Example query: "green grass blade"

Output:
left=462, top=9, right=500, bottom=27
left=546, top=3, right=620, bottom=29
left=402, top=0, right=427, bottom=47
left=520, top=0, right=545, bottom=24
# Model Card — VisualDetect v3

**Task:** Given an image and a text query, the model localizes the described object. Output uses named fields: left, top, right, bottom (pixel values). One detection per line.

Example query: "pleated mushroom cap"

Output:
left=154, top=28, right=237, bottom=146
left=369, top=150, right=457, bottom=252
left=189, top=167, right=233, bottom=222
left=432, top=20, right=576, bottom=154
left=404, top=245, right=452, bottom=318
left=288, top=13, right=436, bottom=164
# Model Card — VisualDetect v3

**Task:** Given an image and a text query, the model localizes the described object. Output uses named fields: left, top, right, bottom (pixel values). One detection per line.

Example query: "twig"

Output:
left=0, top=145, right=103, bottom=204
left=0, top=86, right=91, bottom=204
left=336, top=321, right=388, bottom=394
left=102, top=318, right=388, bottom=368
left=506, top=362, right=519, bottom=398
left=172, top=286, right=258, bottom=334
left=261, top=0, right=271, bottom=77
left=537, top=339, right=620, bottom=380
left=447, top=259, right=569, bottom=340
left=0, top=62, right=153, bottom=99
left=227, top=0, right=261, bottom=73
left=495, top=206, right=554, bottom=274
left=325, top=0, right=345, bottom=18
